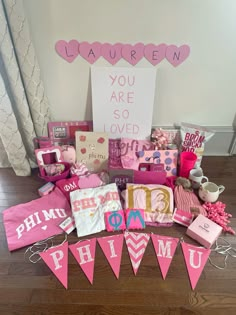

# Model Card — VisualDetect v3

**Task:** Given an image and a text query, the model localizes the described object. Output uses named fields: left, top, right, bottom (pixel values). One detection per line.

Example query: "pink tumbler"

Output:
left=179, top=151, right=197, bottom=178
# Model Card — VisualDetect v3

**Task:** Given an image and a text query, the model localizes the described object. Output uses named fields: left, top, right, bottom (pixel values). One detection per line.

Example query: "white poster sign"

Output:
left=91, top=67, right=156, bottom=139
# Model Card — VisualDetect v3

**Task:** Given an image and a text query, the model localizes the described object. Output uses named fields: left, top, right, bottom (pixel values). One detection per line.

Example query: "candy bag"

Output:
left=180, top=122, right=214, bottom=168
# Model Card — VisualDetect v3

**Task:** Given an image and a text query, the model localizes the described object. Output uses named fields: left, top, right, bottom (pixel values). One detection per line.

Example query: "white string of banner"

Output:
left=208, top=237, right=236, bottom=270
left=24, top=233, right=236, bottom=270
left=24, top=234, right=67, bottom=263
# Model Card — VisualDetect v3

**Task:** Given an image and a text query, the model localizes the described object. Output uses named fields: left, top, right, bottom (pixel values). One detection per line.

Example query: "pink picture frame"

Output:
left=48, top=121, right=93, bottom=146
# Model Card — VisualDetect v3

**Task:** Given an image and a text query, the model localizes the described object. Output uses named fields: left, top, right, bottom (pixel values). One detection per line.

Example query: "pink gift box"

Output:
left=38, top=182, right=55, bottom=197
left=186, top=214, right=222, bottom=248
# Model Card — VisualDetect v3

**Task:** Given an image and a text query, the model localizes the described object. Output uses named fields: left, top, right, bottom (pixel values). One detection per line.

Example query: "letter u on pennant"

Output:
left=181, top=242, right=211, bottom=290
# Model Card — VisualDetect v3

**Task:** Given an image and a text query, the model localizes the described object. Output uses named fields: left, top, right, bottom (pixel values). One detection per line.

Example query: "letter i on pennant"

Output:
left=69, top=238, right=97, bottom=284
left=181, top=242, right=211, bottom=290
left=97, top=234, right=124, bottom=279
left=39, top=241, right=68, bottom=289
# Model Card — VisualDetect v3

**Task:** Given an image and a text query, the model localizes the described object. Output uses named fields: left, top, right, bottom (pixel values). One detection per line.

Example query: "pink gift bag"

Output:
left=3, top=188, right=71, bottom=251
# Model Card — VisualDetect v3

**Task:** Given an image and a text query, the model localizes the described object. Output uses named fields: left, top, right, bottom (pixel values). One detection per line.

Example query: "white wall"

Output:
left=23, top=0, right=236, bottom=127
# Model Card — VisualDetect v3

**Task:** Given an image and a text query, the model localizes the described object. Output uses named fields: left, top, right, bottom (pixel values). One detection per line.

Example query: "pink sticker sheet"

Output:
left=181, top=242, right=211, bottom=290
left=69, top=238, right=97, bottom=284
left=97, top=234, right=124, bottom=279
left=124, top=231, right=150, bottom=275
left=40, top=242, right=68, bottom=289
left=151, top=235, right=179, bottom=279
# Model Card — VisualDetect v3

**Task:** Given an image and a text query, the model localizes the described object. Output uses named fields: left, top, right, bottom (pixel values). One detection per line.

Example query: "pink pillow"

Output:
left=3, top=188, right=71, bottom=251
left=120, top=138, right=154, bottom=170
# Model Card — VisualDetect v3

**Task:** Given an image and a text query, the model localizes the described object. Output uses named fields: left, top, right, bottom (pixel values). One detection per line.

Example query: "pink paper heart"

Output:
left=55, top=40, right=79, bottom=63
left=144, top=43, right=167, bottom=66
left=165, top=45, right=190, bottom=67
left=78, top=174, right=102, bottom=189
left=122, top=43, right=144, bottom=66
left=101, top=43, right=123, bottom=65
left=80, top=41, right=101, bottom=64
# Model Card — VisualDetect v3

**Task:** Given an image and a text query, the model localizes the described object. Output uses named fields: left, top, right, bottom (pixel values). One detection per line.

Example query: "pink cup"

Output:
left=179, top=151, right=197, bottom=178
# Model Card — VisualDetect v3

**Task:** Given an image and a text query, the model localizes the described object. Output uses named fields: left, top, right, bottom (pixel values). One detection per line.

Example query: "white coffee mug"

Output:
left=198, top=182, right=225, bottom=203
left=189, top=168, right=208, bottom=189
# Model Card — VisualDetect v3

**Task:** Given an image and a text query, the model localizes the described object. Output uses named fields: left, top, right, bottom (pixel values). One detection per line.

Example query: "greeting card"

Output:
left=76, top=132, right=108, bottom=173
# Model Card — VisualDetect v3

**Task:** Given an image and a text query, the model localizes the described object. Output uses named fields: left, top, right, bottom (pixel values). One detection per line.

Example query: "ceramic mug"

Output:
left=198, top=182, right=225, bottom=203
left=189, top=168, right=208, bottom=189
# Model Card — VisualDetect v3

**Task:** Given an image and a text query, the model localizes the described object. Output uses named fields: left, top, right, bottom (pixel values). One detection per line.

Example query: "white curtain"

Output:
left=0, top=0, right=51, bottom=175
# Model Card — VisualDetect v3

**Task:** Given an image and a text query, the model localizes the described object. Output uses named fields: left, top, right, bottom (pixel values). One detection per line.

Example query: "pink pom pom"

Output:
left=203, top=201, right=235, bottom=234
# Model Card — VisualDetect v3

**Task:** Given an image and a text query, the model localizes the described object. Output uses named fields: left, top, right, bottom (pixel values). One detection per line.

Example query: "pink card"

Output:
left=55, top=40, right=79, bottom=63
left=76, top=132, right=108, bottom=173
left=137, top=150, right=178, bottom=177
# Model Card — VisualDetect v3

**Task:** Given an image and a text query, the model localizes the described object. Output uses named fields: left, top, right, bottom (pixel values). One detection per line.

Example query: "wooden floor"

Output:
left=0, top=156, right=236, bottom=315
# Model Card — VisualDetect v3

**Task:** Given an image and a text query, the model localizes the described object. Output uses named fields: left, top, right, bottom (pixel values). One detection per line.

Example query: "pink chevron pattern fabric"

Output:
left=124, top=231, right=150, bottom=275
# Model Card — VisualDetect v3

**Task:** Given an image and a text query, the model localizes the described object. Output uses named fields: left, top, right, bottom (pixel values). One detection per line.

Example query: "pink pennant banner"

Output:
left=40, top=241, right=68, bottom=289
left=151, top=234, right=179, bottom=279
left=181, top=242, right=211, bottom=290
left=124, top=231, right=150, bottom=275
left=97, top=234, right=124, bottom=279
left=69, top=238, right=96, bottom=284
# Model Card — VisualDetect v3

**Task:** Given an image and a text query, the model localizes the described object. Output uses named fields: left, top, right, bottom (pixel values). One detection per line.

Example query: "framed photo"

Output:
left=48, top=121, right=93, bottom=146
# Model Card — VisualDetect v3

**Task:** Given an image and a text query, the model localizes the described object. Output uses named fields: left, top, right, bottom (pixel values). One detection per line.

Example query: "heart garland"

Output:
left=55, top=40, right=190, bottom=66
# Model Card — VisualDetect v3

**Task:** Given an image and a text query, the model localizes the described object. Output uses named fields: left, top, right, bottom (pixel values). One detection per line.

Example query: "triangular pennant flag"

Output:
left=69, top=238, right=96, bottom=284
left=97, top=234, right=124, bottom=279
left=181, top=242, right=211, bottom=290
left=39, top=241, right=68, bottom=289
left=151, top=234, right=179, bottom=279
left=124, top=231, right=150, bottom=275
